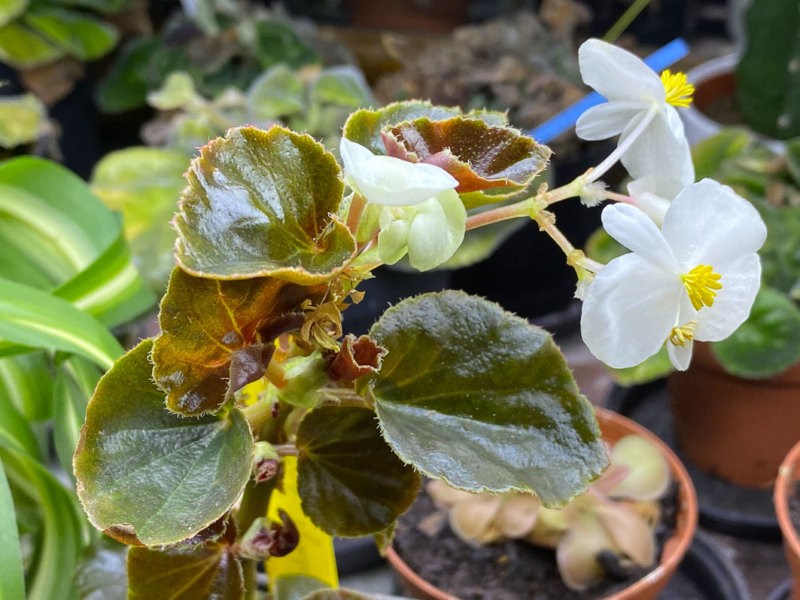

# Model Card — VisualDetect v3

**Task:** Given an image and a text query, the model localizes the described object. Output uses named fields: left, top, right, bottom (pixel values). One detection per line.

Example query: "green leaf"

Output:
left=0, top=157, right=154, bottom=327
left=24, top=7, right=118, bottom=61
left=0, top=460, right=25, bottom=600
left=367, top=291, right=606, bottom=507
left=608, top=346, right=673, bottom=386
left=712, top=286, right=800, bottom=377
left=382, top=117, right=551, bottom=207
left=273, top=575, right=327, bottom=600
left=53, top=357, right=100, bottom=480
left=738, top=0, right=800, bottom=139
left=310, top=66, right=374, bottom=109
left=146, top=70, right=201, bottom=111
left=0, top=448, right=85, bottom=600
left=0, top=279, right=123, bottom=369
left=173, top=126, right=356, bottom=284
left=96, top=36, right=158, bottom=113
left=75, top=340, right=254, bottom=546
left=343, top=100, right=507, bottom=156
left=74, top=540, right=128, bottom=600
left=244, top=19, right=319, bottom=70
left=296, top=406, right=421, bottom=536
left=247, top=64, right=306, bottom=119
left=0, top=372, right=39, bottom=458
left=0, top=0, right=27, bottom=27
left=0, top=21, right=62, bottom=68
left=786, top=137, right=800, bottom=187
left=0, top=93, right=45, bottom=148
left=127, top=540, right=243, bottom=600
left=0, top=351, right=53, bottom=421
left=91, top=146, right=189, bottom=290
left=691, top=129, right=755, bottom=181
left=152, top=268, right=323, bottom=416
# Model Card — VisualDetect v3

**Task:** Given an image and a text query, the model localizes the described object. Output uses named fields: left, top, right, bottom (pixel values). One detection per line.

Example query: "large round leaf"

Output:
left=367, top=291, right=606, bottom=507
left=173, top=126, right=356, bottom=284
left=296, top=406, right=420, bottom=536
left=74, top=339, right=254, bottom=546
left=713, top=286, right=800, bottom=378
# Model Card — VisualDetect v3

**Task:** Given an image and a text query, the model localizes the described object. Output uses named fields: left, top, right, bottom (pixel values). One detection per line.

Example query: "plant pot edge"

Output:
left=775, top=439, right=800, bottom=599
left=387, top=406, right=699, bottom=600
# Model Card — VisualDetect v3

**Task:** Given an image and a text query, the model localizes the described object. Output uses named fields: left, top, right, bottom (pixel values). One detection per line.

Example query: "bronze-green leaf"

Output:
left=342, top=100, right=507, bottom=155
left=382, top=117, right=550, bottom=200
left=74, top=340, right=254, bottom=547
left=127, top=541, right=243, bottom=600
left=296, top=406, right=421, bottom=536
left=367, top=291, right=606, bottom=507
left=173, top=126, right=356, bottom=284
left=152, top=268, right=324, bottom=416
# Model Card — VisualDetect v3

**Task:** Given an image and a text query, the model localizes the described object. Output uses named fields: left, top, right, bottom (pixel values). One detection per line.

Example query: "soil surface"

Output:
left=393, top=485, right=688, bottom=600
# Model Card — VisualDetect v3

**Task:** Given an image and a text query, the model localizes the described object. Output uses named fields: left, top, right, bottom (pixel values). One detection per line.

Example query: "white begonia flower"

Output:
left=626, top=175, right=673, bottom=224
left=339, top=137, right=466, bottom=271
left=581, top=179, right=767, bottom=371
left=576, top=39, right=695, bottom=199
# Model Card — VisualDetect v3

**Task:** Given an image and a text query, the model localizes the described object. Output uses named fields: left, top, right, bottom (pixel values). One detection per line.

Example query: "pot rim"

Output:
left=774, top=438, right=800, bottom=561
left=386, top=406, right=698, bottom=600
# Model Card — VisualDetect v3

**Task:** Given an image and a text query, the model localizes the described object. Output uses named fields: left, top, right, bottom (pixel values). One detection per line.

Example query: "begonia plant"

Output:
left=62, top=39, right=766, bottom=598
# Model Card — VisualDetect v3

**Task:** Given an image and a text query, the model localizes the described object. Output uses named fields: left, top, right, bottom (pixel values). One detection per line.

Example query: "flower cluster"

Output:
left=335, top=39, right=766, bottom=373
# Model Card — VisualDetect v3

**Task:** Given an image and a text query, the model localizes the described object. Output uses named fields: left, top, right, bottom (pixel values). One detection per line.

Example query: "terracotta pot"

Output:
left=774, top=439, right=800, bottom=600
left=669, top=342, right=800, bottom=488
left=387, top=407, right=698, bottom=600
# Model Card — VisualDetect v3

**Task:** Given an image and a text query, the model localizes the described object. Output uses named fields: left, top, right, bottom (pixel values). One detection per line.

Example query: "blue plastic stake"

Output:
left=528, top=38, right=690, bottom=144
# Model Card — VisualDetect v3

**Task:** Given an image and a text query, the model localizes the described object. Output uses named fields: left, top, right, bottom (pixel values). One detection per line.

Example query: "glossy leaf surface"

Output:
left=383, top=117, right=550, bottom=196
left=153, top=268, right=322, bottom=415
left=368, top=291, right=606, bottom=507
left=127, top=540, right=243, bottom=600
left=296, top=406, right=420, bottom=536
left=173, top=126, right=355, bottom=283
left=75, top=340, right=253, bottom=546
left=342, top=100, right=507, bottom=155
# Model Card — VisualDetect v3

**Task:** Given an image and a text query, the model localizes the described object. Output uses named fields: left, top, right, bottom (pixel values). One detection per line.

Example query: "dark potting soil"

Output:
left=612, top=383, right=775, bottom=521
left=393, top=485, right=695, bottom=600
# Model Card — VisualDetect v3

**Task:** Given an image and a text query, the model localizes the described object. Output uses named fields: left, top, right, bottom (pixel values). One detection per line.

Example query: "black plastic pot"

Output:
left=767, top=579, right=792, bottom=600
left=670, top=529, right=751, bottom=600
left=606, top=381, right=781, bottom=541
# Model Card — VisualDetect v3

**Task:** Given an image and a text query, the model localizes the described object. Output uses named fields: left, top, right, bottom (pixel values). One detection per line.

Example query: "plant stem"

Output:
left=242, top=559, right=258, bottom=600
left=603, top=0, right=653, bottom=43
left=242, top=400, right=275, bottom=430
left=465, top=198, right=535, bottom=231
left=603, top=190, right=634, bottom=204
left=322, top=391, right=373, bottom=408
left=274, top=444, right=299, bottom=457
left=586, top=104, right=658, bottom=184
left=347, top=193, right=366, bottom=233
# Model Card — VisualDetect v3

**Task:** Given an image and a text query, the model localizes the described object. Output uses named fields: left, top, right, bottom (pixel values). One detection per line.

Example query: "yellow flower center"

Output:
left=660, top=70, right=694, bottom=107
left=668, top=320, right=698, bottom=347
left=681, top=264, right=722, bottom=311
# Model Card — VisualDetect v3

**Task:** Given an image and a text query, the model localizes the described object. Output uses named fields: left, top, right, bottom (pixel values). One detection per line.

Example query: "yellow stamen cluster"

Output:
left=681, top=264, right=722, bottom=310
left=660, top=70, right=694, bottom=108
left=668, top=320, right=698, bottom=347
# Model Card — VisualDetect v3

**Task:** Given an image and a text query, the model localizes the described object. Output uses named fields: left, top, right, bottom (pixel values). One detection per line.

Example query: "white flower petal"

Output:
left=661, top=179, right=767, bottom=269
left=581, top=253, right=684, bottom=368
left=407, top=189, right=466, bottom=271
left=339, top=138, right=458, bottom=206
left=576, top=102, right=642, bottom=141
left=694, top=253, right=762, bottom=341
left=667, top=341, right=693, bottom=371
left=627, top=176, right=671, bottom=224
left=601, top=203, right=678, bottom=271
left=578, top=39, right=665, bottom=103
left=619, top=109, right=694, bottom=198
